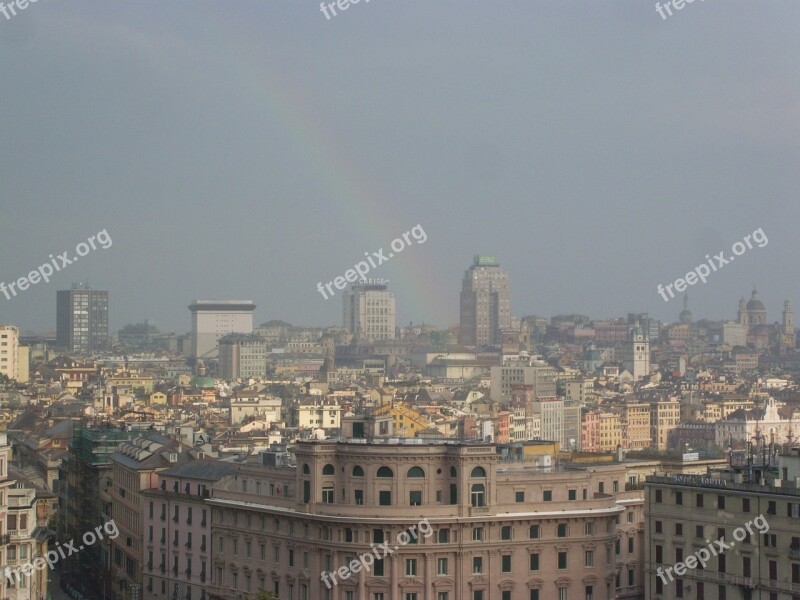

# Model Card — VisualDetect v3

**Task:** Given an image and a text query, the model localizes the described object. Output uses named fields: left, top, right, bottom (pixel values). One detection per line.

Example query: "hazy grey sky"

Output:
left=1, top=1, right=798, bottom=334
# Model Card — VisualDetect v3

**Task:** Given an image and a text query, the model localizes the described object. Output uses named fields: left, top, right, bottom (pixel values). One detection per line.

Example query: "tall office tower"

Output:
left=188, top=300, right=256, bottom=360
left=459, top=255, right=511, bottom=346
left=343, top=281, right=396, bottom=341
left=56, top=284, right=109, bottom=352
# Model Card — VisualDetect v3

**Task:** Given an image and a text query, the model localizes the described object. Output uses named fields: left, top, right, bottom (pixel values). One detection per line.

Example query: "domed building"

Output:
left=735, top=289, right=795, bottom=350
left=738, top=288, right=767, bottom=326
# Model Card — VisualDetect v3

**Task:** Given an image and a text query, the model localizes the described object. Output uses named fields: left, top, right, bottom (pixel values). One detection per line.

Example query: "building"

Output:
left=141, top=460, right=236, bottom=600
left=459, top=255, right=511, bottom=346
left=218, top=333, right=268, bottom=380
left=207, top=440, right=644, bottom=600
left=490, top=363, right=557, bottom=405
left=343, top=282, right=396, bottom=341
left=58, top=425, right=144, bottom=599
left=644, top=454, right=800, bottom=600
left=4, top=485, right=52, bottom=600
left=623, top=322, right=650, bottom=382
left=623, top=403, right=652, bottom=451
left=0, top=325, right=25, bottom=382
left=56, top=284, right=110, bottom=352
left=650, top=399, right=681, bottom=452
left=188, top=300, right=256, bottom=361
left=0, top=434, right=17, bottom=600
left=107, top=433, right=192, bottom=597
left=229, top=396, right=282, bottom=426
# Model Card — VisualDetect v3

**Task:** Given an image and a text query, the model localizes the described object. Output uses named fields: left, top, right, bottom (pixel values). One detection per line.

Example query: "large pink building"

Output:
left=141, top=460, right=237, bottom=600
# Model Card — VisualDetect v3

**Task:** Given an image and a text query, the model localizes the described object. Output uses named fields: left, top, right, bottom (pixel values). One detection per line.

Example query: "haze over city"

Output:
left=2, top=1, right=799, bottom=333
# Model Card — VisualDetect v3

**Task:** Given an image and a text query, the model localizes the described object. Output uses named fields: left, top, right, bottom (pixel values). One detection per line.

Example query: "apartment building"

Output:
left=4, top=486, right=50, bottom=600
left=645, top=454, right=800, bottom=600
left=0, top=434, right=16, bottom=600
left=207, top=440, right=645, bottom=600
left=107, top=434, right=192, bottom=597
left=141, top=461, right=236, bottom=600
left=0, top=325, right=23, bottom=382
left=650, top=399, right=681, bottom=451
left=623, top=403, right=652, bottom=451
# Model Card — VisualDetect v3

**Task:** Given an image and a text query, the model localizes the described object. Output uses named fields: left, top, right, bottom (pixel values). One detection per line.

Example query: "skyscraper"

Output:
left=188, top=300, right=256, bottom=360
left=56, top=284, right=109, bottom=352
left=343, top=281, right=396, bottom=341
left=459, top=255, right=510, bottom=346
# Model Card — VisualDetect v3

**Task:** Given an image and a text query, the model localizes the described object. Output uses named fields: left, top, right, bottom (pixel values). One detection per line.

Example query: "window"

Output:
left=557, top=552, right=567, bottom=570
left=322, top=464, right=335, bottom=475
left=655, top=545, right=663, bottom=563
left=379, top=491, right=391, bottom=506
left=471, top=484, right=485, bottom=507
left=322, top=487, right=334, bottom=503
left=655, top=489, right=663, bottom=503
left=655, top=520, right=662, bottom=533
left=543, top=490, right=552, bottom=502
left=352, top=466, right=364, bottom=477
left=473, top=592, right=484, bottom=600
left=344, top=528, right=353, bottom=543
left=531, top=591, right=540, bottom=600
left=743, top=498, right=751, bottom=512
left=585, top=586, right=593, bottom=600
left=675, top=491, right=682, bottom=505
left=438, top=529, right=449, bottom=543
left=437, top=558, right=448, bottom=575
left=585, top=550, right=593, bottom=567
left=473, top=556, right=483, bottom=573
left=530, top=553, right=540, bottom=570
left=718, top=495, right=726, bottom=509
left=374, top=559, right=384, bottom=576
left=696, top=494, right=703, bottom=508
left=407, top=467, right=425, bottom=478
left=529, top=525, right=539, bottom=539
left=409, top=491, right=422, bottom=506
left=628, top=538, right=634, bottom=553
left=768, top=500, right=777, bottom=515
left=377, top=466, right=394, bottom=478
left=473, top=527, right=483, bottom=541
left=471, top=466, right=486, bottom=478
left=502, top=554, right=511, bottom=572
left=355, top=490, right=364, bottom=505
left=696, top=525, right=704, bottom=538
left=718, top=554, right=726, bottom=573
left=405, top=559, right=417, bottom=576
left=501, top=526, right=511, bottom=540
left=569, top=489, right=576, bottom=501
left=557, top=523, right=567, bottom=538
left=516, top=491, right=525, bottom=503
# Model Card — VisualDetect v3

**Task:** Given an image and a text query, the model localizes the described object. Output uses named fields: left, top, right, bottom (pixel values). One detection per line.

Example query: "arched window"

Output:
left=322, top=464, right=335, bottom=476
left=471, top=466, right=487, bottom=478
left=352, top=466, right=364, bottom=477
left=302, top=464, right=310, bottom=475
left=450, top=467, right=457, bottom=477
left=407, top=467, right=425, bottom=478
left=471, top=483, right=485, bottom=507
left=376, top=466, right=394, bottom=478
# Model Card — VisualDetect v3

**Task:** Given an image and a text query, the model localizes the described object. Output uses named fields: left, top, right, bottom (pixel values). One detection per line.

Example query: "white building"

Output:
left=342, top=282, right=396, bottom=341
left=218, top=333, right=267, bottom=380
left=188, top=300, right=255, bottom=360
left=229, top=396, right=282, bottom=425
left=623, top=321, right=650, bottom=381
left=490, top=363, right=556, bottom=404
left=0, top=325, right=24, bottom=382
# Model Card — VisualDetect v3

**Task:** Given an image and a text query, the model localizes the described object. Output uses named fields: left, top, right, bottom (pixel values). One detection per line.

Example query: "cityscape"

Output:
left=2, top=3, right=799, bottom=600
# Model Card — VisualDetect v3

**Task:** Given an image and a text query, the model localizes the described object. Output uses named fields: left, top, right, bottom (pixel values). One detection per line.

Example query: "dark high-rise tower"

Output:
left=458, top=255, right=510, bottom=346
left=56, top=283, right=109, bottom=352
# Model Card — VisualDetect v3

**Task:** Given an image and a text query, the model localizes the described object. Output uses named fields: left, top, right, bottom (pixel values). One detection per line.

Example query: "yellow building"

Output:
left=598, top=412, right=623, bottom=451
left=149, top=391, right=168, bottom=405
left=373, top=402, right=430, bottom=437
left=623, top=403, right=651, bottom=450
left=650, top=398, right=681, bottom=450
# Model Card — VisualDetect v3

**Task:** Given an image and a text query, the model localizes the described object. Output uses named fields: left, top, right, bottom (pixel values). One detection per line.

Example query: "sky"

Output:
left=1, top=0, right=798, bottom=334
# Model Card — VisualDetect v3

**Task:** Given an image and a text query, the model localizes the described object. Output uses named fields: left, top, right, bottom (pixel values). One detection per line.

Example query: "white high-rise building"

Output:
left=343, top=282, right=396, bottom=341
left=188, top=300, right=256, bottom=360
left=0, top=325, right=21, bottom=381
left=624, top=321, right=650, bottom=381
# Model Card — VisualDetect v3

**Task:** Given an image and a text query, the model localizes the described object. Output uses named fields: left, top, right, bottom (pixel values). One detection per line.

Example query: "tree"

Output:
left=247, top=591, right=277, bottom=600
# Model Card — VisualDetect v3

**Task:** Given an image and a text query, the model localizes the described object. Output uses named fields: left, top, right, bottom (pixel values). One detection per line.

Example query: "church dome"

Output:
left=747, top=289, right=766, bottom=312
